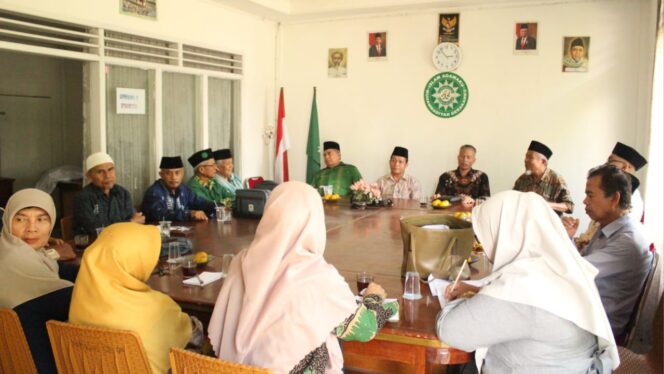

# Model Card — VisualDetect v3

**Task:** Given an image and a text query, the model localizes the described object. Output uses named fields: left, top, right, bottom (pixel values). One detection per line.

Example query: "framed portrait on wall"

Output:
left=328, top=48, right=348, bottom=78
left=438, top=13, right=460, bottom=45
left=368, top=32, right=387, bottom=60
left=562, top=37, right=590, bottom=72
left=514, top=22, right=538, bottom=54
left=120, top=0, right=157, bottom=20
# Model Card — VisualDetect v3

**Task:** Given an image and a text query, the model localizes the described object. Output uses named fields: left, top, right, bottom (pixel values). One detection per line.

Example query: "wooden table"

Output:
left=148, top=199, right=476, bottom=373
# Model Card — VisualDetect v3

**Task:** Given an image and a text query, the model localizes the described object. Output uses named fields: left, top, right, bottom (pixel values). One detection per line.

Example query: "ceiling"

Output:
left=215, top=0, right=594, bottom=22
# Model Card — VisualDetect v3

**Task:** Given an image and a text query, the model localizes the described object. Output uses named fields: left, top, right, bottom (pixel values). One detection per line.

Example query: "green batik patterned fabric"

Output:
left=310, top=162, right=362, bottom=196
left=335, top=295, right=397, bottom=342
left=187, top=176, right=231, bottom=203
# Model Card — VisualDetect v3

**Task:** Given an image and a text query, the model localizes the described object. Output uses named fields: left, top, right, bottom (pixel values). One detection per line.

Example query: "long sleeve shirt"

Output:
left=141, top=180, right=216, bottom=222
left=187, top=175, right=232, bottom=203
left=435, top=168, right=491, bottom=200
left=375, top=174, right=422, bottom=200
left=290, top=295, right=398, bottom=374
left=213, top=173, right=243, bottom=199
left=437, top=295, right=604, bottom=373
left=513, top=168, right=574, bottom=214
left=73, top=184, right=135, bottom=235
left=581, top=215, right=652, bottom=338
left=310, top=162, right=362, bottom=197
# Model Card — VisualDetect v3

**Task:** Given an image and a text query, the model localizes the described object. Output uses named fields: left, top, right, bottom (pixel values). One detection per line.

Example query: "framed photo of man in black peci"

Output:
left=514, top=22, right=538, bottom=54
left=368, top=32, right=387, bottom=60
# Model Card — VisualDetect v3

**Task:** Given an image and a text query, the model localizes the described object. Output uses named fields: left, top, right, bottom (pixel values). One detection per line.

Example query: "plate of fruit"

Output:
left=323, top=193, right=341, bottom=202
left=431, top=199, right=451, bottom=209
left=189, top=251, right=214, bottom=269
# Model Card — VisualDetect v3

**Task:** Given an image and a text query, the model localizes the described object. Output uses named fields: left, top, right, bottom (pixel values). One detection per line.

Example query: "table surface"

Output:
left=147, top=198, right=478, bottom=345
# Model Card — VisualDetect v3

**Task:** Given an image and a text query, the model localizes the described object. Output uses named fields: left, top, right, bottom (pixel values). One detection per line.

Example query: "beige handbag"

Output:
left=400, top=214, right=474, bottom=280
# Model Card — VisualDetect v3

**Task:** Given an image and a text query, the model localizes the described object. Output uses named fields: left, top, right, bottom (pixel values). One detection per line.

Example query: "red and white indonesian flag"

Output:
left=274, top=88, right=290, bottom=184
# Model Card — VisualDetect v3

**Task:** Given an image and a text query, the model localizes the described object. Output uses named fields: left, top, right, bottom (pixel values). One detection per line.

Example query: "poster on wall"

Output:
left=116, top=88, right=146, bottom=114
left=368, top=32, right=387, bottom=60
left=328, top=48, right=348, bottom=78
left=562, top=37, right=590, bottom=72
left=438, top=13, right=460, bottom=45
left=120, top=0, right=157, bottom=20
left=514, top=22, right=538, bottom=54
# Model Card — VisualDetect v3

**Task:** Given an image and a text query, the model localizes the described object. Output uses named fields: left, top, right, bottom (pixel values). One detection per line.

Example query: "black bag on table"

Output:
left=233, top=189, right=270, bottom=218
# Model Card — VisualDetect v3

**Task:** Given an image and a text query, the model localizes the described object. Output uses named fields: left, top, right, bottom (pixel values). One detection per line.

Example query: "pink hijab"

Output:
left=208, top=181, right=357, bottom=373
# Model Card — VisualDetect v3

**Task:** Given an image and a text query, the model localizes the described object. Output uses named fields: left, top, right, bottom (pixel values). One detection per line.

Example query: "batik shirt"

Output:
left=290, top=295, right=398, bottom=374
left=435, top=168, right=491, bottom=200
left=73, top=184, right=135, bottom=235
left=141, top=180, right=216, bottom=222
left=213, top=173, right=243, bottom=199
left=513, top=168, right=574, bottom=214
left=187, top=175, right=231, bottom=203
left=310, top=162, right=362, bottom=197
left=376, top=174, right=422, bottom=200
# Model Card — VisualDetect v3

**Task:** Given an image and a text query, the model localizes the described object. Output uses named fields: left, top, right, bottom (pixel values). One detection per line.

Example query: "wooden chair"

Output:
left=60, top=215, right=74, bottom=241
left=622, top=252, right=662, bottom=352
left=46, top=320, right=151, bottom=374
left=169, top=347, right=271, bottom=374
left=0, top=308, right=37, bottom=374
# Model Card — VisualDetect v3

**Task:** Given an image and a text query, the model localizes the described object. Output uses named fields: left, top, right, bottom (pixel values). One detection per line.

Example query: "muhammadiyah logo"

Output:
left=424, top=72, right=469, bottom=118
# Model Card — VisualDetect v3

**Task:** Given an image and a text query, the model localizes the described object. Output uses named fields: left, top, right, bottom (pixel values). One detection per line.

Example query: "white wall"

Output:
left=0, top=0, right=279, bottom=179
left=278, top=0, right=656, bottom=227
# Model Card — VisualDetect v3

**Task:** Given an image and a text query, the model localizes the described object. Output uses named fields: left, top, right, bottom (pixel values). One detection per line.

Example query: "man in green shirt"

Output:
left=310, top=141, right=362, bottom=196
left=187, top=148, right=231, bottom=203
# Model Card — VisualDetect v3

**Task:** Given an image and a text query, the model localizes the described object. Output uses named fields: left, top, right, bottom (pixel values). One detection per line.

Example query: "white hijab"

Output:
left=0, top=188, right=73, bottom=308
left=472, top=191, right=618, bottom=370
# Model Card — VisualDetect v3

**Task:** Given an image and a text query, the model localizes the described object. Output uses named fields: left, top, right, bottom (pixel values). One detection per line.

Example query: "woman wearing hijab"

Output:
left=69, top=222, right=201, bottom=374
left=437, top=191, right=618, bottom=373
left=0, top=188, right=75, bottom=373
left=208, top=181, right=397, bottom=373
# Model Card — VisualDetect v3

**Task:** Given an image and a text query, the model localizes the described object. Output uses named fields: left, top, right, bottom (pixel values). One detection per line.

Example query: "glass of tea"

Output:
left=356, top=271, right=374, bottom=295
left=181, top=259, right=197, bottom=278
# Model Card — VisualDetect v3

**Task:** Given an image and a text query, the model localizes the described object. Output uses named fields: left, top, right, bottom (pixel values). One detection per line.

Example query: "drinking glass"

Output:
left=74, top=234, right=89, bottom=251
left=221, top=208, right=232, bottom=223
left=322, top=185, right=333, bottom=195
left=181, top=259, right=197, bottom=278
left=167, top=242, right=181, bottom=264
left=159, top=221, right=171, bottom=237
left=215, top=207, right=224, bottom=222
left=420, top=195, right=429, bottom=207
left=221, top=254, right=234, bottom=276
left=403, top=271, right=422, bottom=300
left=356, top=271, right=374, bottom=295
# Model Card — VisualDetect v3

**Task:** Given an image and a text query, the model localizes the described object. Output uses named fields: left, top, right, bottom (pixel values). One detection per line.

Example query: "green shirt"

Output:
left=310, top=162, right=362, bottom=196
left=187, top=175, right=231, bottom=203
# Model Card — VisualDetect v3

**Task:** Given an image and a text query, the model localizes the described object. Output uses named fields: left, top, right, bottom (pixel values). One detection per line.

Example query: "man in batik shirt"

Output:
left=513, top=140, right=574, bottom=215
left=375, top=146, right=421, bottom=200
left=434, top=144, right=490, bottom=207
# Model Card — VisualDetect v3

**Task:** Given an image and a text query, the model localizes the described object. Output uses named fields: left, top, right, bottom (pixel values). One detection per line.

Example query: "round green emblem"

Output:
left=424, top=72, right=469, bottom=118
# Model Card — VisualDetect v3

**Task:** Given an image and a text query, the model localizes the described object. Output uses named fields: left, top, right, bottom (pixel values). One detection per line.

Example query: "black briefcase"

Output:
left=233, top=189, right=270, bottom=218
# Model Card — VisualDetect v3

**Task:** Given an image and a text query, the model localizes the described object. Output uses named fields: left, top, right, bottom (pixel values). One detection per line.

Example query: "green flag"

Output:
left=306, top=87, right=321, bottom=184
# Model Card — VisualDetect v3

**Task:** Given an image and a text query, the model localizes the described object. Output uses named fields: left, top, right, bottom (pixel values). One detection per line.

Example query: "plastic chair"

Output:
left=60, top=215, right=74, bottom=241
left=245, top=177, right=264, bottom=189
left=0, top=308, right=38, bottom=374
left=46, top=320, right=152, bottom=374
left=169, top=347, right=271, bottom=374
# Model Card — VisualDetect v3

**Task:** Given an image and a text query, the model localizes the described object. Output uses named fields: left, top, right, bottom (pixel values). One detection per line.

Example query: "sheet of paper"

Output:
left=421, top=224, right=450, bottom=230
left=182, top=271, right=224, bottom=287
